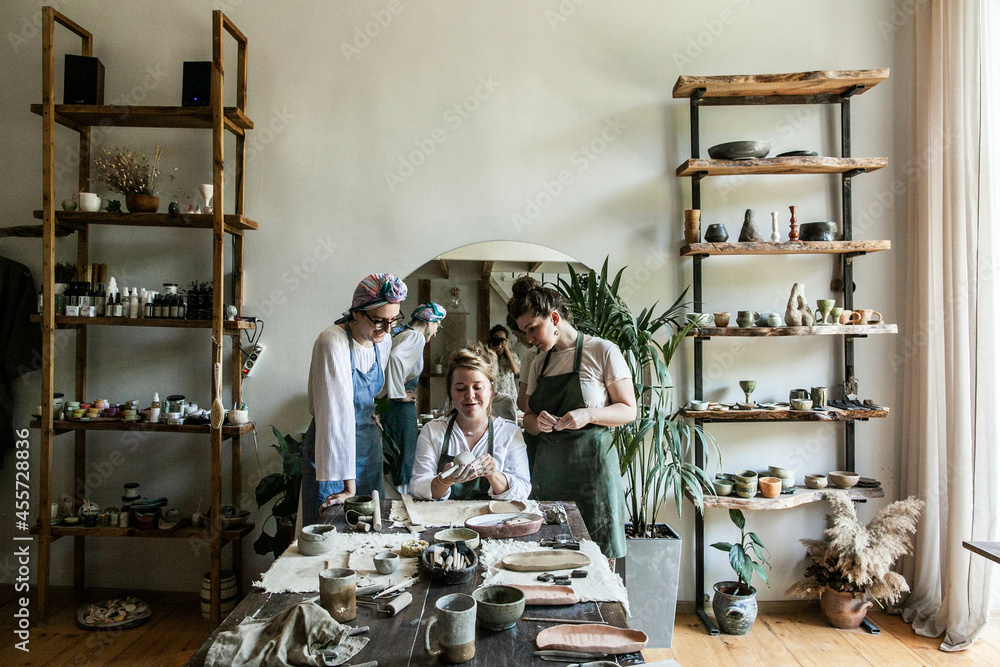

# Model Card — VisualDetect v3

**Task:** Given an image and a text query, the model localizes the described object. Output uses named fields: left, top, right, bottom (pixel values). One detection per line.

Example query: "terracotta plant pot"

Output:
left=712, top=581, right=757, bottom=635
left=819, top=588, right=873, bottom=629
left=125, top=193, right=159, bottom=213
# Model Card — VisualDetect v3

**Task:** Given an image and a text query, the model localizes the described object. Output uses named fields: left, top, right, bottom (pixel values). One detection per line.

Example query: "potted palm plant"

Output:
left=253, top=426, right=303, bottom=560
left=710, top=509, right=770, bottom=634
left=786, top=493, right=923, bottom=628
left=555, top=258, right=718, bottom=648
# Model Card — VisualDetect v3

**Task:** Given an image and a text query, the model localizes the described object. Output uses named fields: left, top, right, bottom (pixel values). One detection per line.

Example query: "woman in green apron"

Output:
left=409, top=344, right=532, bottom=501
left=509, top=276, right=636, bottom=559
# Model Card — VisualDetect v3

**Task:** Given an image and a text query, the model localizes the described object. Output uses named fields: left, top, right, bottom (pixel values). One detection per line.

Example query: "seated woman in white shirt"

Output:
left=409, top=344, right=531, bottom=501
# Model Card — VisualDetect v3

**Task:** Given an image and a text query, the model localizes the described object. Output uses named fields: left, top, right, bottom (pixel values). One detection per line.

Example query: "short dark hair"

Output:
left=489, top=324, right=509, bottom=339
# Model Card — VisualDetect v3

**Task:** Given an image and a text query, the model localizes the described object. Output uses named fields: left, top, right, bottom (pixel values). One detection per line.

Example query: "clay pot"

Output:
left=712, top=581, right=757, bottom=635
left=125, top=193, right=159, bottom=213
left=758, top=477, right=782, bottom=498
left=820, top=588, right=873, bottom=629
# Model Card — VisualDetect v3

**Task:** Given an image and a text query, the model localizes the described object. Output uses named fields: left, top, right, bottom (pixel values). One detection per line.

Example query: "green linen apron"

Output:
left=436, top=414, right=494, bottom=501
left=528, top=332, right=626, bottom=559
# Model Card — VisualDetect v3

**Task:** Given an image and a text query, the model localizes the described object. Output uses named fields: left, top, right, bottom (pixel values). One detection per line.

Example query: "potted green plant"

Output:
left=253, top=426, right=303, bottom=560
left=786, top=493, right=923, bottom=628
left=555, top=258, right=718, bottom=648
left=93, top=145, right=162, bottom=213
left=709, top=509, right=770, bottom=634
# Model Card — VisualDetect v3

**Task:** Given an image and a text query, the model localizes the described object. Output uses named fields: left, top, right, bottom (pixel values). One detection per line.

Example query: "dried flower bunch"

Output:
left=93, top=145, right=162, bottom=195
left=787, top=493, right=924, bottom=606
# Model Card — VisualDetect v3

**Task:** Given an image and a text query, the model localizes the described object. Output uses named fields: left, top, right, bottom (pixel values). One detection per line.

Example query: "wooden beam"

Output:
left=418, top=279, right=431, bottom=415
left=481, top=261, right=494, bottom=279
left=477, top=279, right=490, bottom=344
left=438, top=259, right=449, bottom=279
left=528, top=261, right=543, bottom=273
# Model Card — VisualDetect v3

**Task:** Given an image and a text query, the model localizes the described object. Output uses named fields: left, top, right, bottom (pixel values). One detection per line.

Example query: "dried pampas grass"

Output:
left=786, top=492, right=924, bottom=606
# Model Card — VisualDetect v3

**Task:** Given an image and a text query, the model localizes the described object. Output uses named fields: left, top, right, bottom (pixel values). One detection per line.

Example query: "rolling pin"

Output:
left=371, top=490, right=382, bottom=531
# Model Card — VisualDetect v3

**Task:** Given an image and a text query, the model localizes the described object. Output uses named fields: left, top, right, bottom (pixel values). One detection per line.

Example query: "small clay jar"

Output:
left=759, top=477, right=782, bottom=498
left=704, top=223, right=729, bottom=243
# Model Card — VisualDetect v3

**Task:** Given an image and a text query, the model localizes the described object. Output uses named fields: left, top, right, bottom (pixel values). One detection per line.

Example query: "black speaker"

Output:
left=182, top=61, right=212, bottom=107
left=63, top=54, right=104, bottom=105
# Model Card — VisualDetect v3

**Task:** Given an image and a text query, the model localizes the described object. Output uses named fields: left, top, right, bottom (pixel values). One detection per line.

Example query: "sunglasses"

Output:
left=363, top=311, right=404, bottom=332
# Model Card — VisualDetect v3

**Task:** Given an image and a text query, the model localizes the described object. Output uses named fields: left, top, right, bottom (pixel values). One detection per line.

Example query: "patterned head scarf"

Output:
left=349, top=273, right=408, bottom=311
left=411, top=302, right=447, bottom=323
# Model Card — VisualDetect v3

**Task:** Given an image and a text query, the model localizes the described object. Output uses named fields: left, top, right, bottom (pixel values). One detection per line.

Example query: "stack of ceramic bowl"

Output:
left=713, top=473, right=734, bottom=496
left=734, top=470, right=758, bottom=498
left=768, top=466, right=796, bottom=492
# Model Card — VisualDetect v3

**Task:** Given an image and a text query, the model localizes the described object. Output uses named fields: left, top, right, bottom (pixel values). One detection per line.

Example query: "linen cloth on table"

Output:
left=254, top=532, right=418, bottom=594
left=478, top=538, right=631, bottom=615
left=389, top=499, right=541, bottom=527
left=205, top=601, right=368, bottom=667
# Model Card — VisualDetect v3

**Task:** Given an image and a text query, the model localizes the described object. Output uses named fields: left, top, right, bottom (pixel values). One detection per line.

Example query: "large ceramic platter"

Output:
left=76, top=596, right=151, bottom=631
left=536, top=624, right=648, bottom=654
left=501, top=549, right=591, bottom=572
left=488, top=500, right=527, bottom=514
left=508, top=584, right=579, bottom=605
left=466, top=512, right=543, bottom=539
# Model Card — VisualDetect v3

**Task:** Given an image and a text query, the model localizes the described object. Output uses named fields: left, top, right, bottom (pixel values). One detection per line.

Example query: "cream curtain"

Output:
left=899, top=0, right=1000, bottom=651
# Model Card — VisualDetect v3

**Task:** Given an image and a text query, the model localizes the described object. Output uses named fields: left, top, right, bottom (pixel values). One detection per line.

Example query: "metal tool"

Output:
left=534, top=650, right=609, bottom=662
left=372, top=575, right=418, bottom=599
left=524, top=617, right=609, bottom=625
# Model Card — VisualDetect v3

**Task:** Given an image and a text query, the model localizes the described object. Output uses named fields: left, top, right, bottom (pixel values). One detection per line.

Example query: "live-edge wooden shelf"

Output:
left=680, top=241, right=890, bottom=256
left=30, top=315, right=256, bottom=330
left=31, top=210, right=258, bottom=234
left=688, top=324, right=897, bottom=337
left=30, top=104, right=253, bottom=134
left=676, top=156, right=887, bottom=177
left=30, top=419, right=255, bottom=437
left=672, top=69, right=889, bottom=101
left=32, top=522, right=254, bottom=542
left=690, top=486, right=884, bottom=511
left=681, top=407, right=889, bottom=422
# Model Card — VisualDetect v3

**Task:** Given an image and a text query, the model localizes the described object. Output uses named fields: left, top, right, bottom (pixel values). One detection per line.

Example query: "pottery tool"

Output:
left=355, top=584, right=386, bottom=597
left=357, top=591, right=412, bottom=616
left=400, top=494, right=424, bottom=536
left=341, top=662, right=378, bottom=667
left=371, top=490, right=382, bottom=531
left=524, top=617, right=608, bottom=625
left=372, top=575, right=418, bottom=599
left=534, top=650, right=608, bottom=662
left=210, top=361, right=224, bottom=429
left=439, top=450, right=476, bottom=478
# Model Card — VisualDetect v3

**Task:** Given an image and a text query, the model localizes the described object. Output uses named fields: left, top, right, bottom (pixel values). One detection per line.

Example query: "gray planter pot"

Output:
left=621, top=524, right=681, bottom=648
left=712, top=581, right=758, bottom=635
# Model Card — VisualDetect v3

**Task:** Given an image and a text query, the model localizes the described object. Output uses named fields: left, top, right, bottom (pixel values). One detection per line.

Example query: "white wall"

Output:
left=0, top=0, right=913, bottom=602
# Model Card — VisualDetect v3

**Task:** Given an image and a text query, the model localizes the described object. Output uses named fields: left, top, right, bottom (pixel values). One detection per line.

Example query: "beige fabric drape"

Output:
left=900, top=0, right=1000, bottom=651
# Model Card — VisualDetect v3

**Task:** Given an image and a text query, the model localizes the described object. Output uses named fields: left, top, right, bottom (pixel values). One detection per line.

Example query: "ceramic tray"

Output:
left=536, top=624, right=648, bottom=654
left=466, top=512, right=543, bottom=539
left=501, top=549, right=591, bottom=572
left=76, top=596, right=151, bottom=631
left=508, top=584, right=579, bottom=605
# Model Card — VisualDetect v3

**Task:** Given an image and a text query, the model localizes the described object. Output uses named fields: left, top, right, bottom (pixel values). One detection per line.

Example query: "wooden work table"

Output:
left=186, top=500, right=643, bottom=666
left=963, top=541, right=1000, bottom=564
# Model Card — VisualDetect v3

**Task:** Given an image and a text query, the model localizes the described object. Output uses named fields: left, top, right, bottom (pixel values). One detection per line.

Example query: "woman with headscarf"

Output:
left=303, top=273, right=407, bottom=526
left=508, top=276, right=636, bottom=560
left=381, top=302, right=446, bottom=493
left=409, top=344, right=531, bottom=501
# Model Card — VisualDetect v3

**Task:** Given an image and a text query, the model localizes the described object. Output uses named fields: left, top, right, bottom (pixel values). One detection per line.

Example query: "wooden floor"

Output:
left=4, top=589, right=1000, bottom=666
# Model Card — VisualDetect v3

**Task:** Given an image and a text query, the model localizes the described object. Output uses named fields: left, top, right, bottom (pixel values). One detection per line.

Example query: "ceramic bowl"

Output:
left=373, top=551, right=400, bottom=575
left=420, top=542, right=478, bottom=585
left=715, top=473, right=735, bottom=481
left=779, top=476, right=796, bottom=491
left=704, top=223, right=729, bottom=243
left=829, top=471, right=860, bottom=488
left=735, top=470, right=758, bottom=485
left=344, top=495, right=376, bottom=516
left=798, top=221, right=839, bottom=242
left=735, top=484, right=757, bottom=499
left=805, top=474, right=829, bottom=489
left=434, top=527, right=481, bottom=550
left=133, top=509, right=160, bottom=530
left=713, top=480, right=734, bottom=496
left=298, top=524, right=338, bottom=556
left=689, top=400, right=709, bottom=411
left=707, top=140, right=771, bottom=160
left=473, top=585, right=526, bottom=631
left=790, top=398, right=814, bottom=411
left=768, top=465, right=793, bottom=479
left=759, top=477, right=782, bottom=498
left=228, top=409, right=249, bottom=425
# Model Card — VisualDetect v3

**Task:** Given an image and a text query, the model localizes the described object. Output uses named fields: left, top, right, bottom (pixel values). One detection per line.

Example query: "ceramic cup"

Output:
left=805, top=474, right=829, bottom=489
left=374, top=551, right=400, bottom=575
left=737, top=310, right=759, bottom=328
left=78, top=192, right=101, bottom=212
left=319, top=568, right=357, bottom=622
left=789, top=388, right=809, bottom=403
left=830, top=307, right=844, bottom=323
left=810, top=386, right=828, bottom=408
left=735, top=469, right=758, bottom=485
left=714, top=312, right=731, bottom=327
left=50, top=502, right=61, bottom=524
left=790, top=398, right=814, bottom=411
left=713, top=480, right=734, bottom=496
left=839, top=311, right=862, bottom=325
left=424, top=593, right=477, bottom=664
left=853, top=308, right=882, bottom=324
left=759, top=477, right=782, bottom=498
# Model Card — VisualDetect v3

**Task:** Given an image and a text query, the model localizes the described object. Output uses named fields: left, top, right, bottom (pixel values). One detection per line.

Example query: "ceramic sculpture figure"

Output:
left=738, top=208, right=763, bottom=242
left=784, top=283, right=815, bottom=326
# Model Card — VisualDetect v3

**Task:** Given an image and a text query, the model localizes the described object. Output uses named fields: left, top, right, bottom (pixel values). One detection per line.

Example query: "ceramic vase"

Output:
left=712, top=582, right=758, bottom=635
left=125, top=193, right=159, bottom=213
left=819, top=589, right=873, bottom=629
left=738, top=208, right=763, bottom=242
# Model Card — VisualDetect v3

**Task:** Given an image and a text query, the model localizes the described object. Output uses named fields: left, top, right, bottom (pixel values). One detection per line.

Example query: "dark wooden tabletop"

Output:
left=963, top=541, right=1000, bottom=565
left=187, top=500, right=643, bottom=666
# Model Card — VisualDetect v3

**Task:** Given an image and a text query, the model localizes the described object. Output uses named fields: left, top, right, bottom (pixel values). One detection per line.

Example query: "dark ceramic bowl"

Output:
left=704, top=223, right=729, bottom=243
left=420, top=541, right=478, bottom=585
left=343, top=495, right=376, bottom=516
left=798, top=221, right=839, bottom=241
left=707, top=140, right=771, bottom=160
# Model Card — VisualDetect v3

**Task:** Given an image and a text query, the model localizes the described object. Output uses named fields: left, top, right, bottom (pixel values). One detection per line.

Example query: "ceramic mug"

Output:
left=319, top=568, right=357, bottom=622
left=737, top=310, right=759, bottom=328
left=853, top=308, right=882, bottom=324
left=839, top=311, right=862, bottom=325
left=811, top=386, right=828, bottom=408
left=789, top=388, right=809, bottom=403
left=714, top=312, right=731, bottom=327
left=424, top=593, right=477, bottom=664
left=78, top=192, right=101, bottom=212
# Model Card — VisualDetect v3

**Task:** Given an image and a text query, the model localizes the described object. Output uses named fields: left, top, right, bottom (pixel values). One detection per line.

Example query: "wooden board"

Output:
left=677, top=156, right=887, bottom=177
left=680, top=240, right=890, bottom=256
left=687, top=324, right=897, bottom=337
left=681, top=406, right=889, bottom=422
left=29, top=419, right=254, bottom=436
left=32, top=209, right=258, bottom=232
left=963, top=541, right=1000, bottom=565
left=29, top=104, right=253, bottom=131
left=29, top=315, right=256, bottom=330
left=30, top=522, right=254, bottom=541
left=691, top=486, right=884, bottom=511
left=672, top=69, right=889, bottom=98
left=502, top=550, right=591, bottom=572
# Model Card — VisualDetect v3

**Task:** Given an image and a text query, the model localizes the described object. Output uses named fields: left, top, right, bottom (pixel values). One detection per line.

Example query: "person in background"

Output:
left=489, top=324, right=520, bottom=399
left=508, top=313, right=539, bottom=471
left=303, top=273, right=407, bottom=527
left=381, top=302, right=446, bottom=494
left=410, top=344, right=531, bottom=501
left=509, top=276, right=636, bottom=560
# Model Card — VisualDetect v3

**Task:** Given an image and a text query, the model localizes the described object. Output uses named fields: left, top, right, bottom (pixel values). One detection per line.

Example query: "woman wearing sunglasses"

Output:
left=380, top=302, right=446, bottom=494
left=303, top=273, right=407, bottom=526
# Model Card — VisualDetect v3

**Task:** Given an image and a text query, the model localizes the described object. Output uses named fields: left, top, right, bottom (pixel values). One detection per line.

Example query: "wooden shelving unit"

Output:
left=675, top=69, right=894, bottom=636
left=27, top=7, right=256, bottom=626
